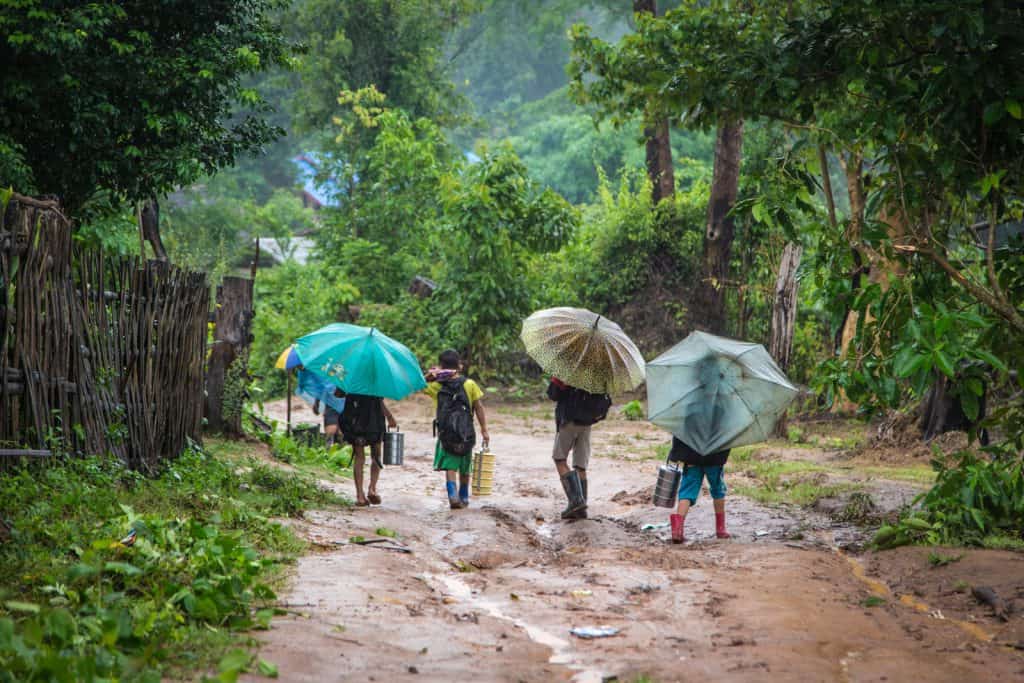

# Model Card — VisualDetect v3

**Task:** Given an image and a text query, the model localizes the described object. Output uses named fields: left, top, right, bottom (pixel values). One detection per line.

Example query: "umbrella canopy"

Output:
left=275, top=345, right=303, bottom=370
left=294, top=323, right=426, bottom=401
left=296, top=369, right=346, bottom=413
left=647, top=331, right=797, bottom=454
left=520, top=307, right=645, bottom=395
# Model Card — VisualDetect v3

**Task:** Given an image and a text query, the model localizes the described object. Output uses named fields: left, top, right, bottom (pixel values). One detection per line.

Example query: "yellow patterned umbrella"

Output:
left=520, top=307, right=645, bottom=395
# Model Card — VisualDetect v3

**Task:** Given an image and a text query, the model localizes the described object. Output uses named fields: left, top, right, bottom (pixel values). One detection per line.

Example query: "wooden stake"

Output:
left=286, top=369, right=293, bottom=436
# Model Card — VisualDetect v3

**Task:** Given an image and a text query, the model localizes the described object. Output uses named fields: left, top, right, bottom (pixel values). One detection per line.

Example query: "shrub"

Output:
left=873, top=451, right=1024, bottom=549
left=250, top=261, right=360, bottom=397
left=0, top=444, right=343, bottom=680
left=622, top=400, right=644, bottom=421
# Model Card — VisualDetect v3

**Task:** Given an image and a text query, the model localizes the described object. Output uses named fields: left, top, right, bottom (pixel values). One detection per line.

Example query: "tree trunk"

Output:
left=645, top=117, right=675, bottom=203
left=140, top=198, right=168, bottom=261
left=770, top=242, right=803, bottom=436
left=204, top=276, right=254, bottom=436
left=634, top=0, right=674, bottom=204
left=695, top=119, right=744, bottom=334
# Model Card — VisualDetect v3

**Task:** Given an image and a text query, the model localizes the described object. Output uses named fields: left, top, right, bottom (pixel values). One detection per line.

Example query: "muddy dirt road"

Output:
left=249, top=396, right=1024, bottom=682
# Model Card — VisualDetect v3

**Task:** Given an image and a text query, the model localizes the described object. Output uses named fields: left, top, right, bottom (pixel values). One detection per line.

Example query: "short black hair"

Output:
left=439, top=349, right=461, bottom=370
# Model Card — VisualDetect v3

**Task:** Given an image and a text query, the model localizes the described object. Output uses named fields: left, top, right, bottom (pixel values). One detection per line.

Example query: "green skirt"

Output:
left=433, top=441, right=472, bottom=474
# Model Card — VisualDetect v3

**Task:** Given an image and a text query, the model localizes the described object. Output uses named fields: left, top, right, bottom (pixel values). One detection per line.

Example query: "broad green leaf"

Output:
left=4, top=601, right=40, bottom=614
left=257, top=660, right=280, bottom=678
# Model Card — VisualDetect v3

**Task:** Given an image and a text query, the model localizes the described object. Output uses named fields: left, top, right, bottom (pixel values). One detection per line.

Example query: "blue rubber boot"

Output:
left=446, top=480, right=462, bottom=509
left=459, top=482, right=470, bottom=508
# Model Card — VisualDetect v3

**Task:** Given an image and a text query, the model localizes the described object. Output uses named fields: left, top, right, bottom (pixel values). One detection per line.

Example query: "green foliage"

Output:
left=540, top=168, right=704, bottom=315
left=928, top=552, right=963, bottom=567
left=289, top=0, right=474, bottom=133
left=873, top=452, right=1024, bottom=549
left=72, top=194, right=141, bottom=258
left=317, top=98, right=453, bottom=302
left=622, top=400, right=644, bottom=421
left=0, top=0, right=291, bottom=214
left=251, top=261, right=360, bottom=397
left=503, top=89, right=713, bottom=203
left=0, top=443, right=342, bottom=680
left=434, top=145, right=578, bottom=362
left=266, top=431, right=353, bottom=474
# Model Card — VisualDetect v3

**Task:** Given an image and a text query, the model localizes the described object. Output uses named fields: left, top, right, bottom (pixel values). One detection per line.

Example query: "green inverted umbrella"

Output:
left=295, top=323, right=426, bottom=400
left=647, top=331, right=797, bottom=453
left=521, top=307, right=645, bottom=395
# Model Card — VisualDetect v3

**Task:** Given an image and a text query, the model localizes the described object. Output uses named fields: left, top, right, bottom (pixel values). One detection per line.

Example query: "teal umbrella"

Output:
left=646, top=331, right=797, bottom=454
left=295, top=323, right=426, bottom=400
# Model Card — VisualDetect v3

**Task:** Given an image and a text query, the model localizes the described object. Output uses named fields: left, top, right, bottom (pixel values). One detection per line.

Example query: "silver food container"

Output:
left=652, top=462, right=682, bottom=508
left=382, top=428, right=404, bottom=466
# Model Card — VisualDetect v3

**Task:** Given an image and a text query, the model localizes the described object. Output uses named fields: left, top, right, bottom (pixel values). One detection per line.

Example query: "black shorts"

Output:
left=343, top=432, right=383, bottom=447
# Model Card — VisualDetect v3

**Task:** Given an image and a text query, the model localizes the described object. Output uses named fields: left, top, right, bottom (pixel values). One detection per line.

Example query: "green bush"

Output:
left=622, top=400, right=644, bottom=421
left=0, top=444, right=343, bottom=680
left=250, top=261, right=360, bottom=397
left=266, top=431, right=353, bottom=474
left=873, top=452, right=1024, bottom=549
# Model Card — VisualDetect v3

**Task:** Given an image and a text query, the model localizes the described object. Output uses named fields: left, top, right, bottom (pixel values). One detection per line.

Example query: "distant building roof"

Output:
left=292, top=154, right=341, bottom=209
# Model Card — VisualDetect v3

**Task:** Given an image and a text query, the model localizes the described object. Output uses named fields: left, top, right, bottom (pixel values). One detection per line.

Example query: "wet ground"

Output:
left=246, top=396, right=1024, bottom=682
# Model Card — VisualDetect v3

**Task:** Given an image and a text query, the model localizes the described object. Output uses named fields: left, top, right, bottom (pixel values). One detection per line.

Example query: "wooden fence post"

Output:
left=205, top=276, right=254, bottom=436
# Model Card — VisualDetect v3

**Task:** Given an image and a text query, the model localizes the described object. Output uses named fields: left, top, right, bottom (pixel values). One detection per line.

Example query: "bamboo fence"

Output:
left=1, top=193, right=209, bottom=472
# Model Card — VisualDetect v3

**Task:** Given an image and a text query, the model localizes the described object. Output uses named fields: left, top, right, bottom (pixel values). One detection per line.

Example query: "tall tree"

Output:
left=0, top=0, right=292, bottom=216
left=695, top=120, right=744, bottom=333
left=289, top=0, right=477, bottom=133
left=634, top=0, right=675, bottom=204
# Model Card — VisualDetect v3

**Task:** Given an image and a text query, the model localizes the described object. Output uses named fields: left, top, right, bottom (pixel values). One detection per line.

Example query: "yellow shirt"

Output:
left=424, top=378, right=484, bottom=408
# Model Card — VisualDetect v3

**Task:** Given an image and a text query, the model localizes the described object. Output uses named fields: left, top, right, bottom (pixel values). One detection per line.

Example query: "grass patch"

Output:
left=733, top=480, right=857, bottom=507
left=861, top=596, right=887, bottom=608
left=857, top=465, right=936, bottom=486
left=980, top=534, right=1024, bottom=551
left=0, top=440, right=346, bottom=680
left=732, top=456, right=856, bottom=507
left=928, top=552, right=963, bottom=567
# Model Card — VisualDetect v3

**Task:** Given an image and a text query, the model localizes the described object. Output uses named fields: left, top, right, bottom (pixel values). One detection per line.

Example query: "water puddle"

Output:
left=426, top=572, right=604, bottom=682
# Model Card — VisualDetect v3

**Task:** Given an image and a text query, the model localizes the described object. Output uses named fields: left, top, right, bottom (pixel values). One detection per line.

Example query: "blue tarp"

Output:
left=296, top=369, right=346, bottom=414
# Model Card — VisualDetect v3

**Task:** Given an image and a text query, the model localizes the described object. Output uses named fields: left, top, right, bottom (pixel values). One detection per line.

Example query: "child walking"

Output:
left=668, top=436, right=731, bottom=543
left=424, top=350, right=489, bottom=509
left=339, top=393, right=397, bottom=507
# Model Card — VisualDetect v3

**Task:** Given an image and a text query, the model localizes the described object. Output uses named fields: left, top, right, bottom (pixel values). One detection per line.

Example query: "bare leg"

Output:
left=676, top=498, right=692, bottom=518
left=325, top=424, right=338, bottom=447
left=555, top=459, right=570, bottom=476
left=713, top=498, right=725, bottom=515
left=574, top=466, right=586, bottom=481
left=368, top=443, right=381, bottom=497
left=353, top=445, right=368, bottom=505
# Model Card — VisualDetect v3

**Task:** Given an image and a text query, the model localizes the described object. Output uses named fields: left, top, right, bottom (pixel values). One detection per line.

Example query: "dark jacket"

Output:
left=546, top=378, right=572, bottom=429
left=546, top=378, right=612, bottom=430
left=668, top=437, right=730, bottom=467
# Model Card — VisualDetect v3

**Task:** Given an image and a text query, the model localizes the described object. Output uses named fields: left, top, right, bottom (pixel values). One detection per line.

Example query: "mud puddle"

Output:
left=426, top=572, right=603, bottom=682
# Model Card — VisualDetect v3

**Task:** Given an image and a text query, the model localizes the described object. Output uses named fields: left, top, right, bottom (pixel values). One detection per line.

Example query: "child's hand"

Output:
left=387, top=415, right=398, bottom=430
left=481, top=429, right=490, bottom=448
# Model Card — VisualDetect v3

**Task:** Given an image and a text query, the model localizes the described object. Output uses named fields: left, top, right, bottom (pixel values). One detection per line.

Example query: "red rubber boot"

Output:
left=715, top=511, right=731, bottom=539
left=670, top=514, right=685, bottom=544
